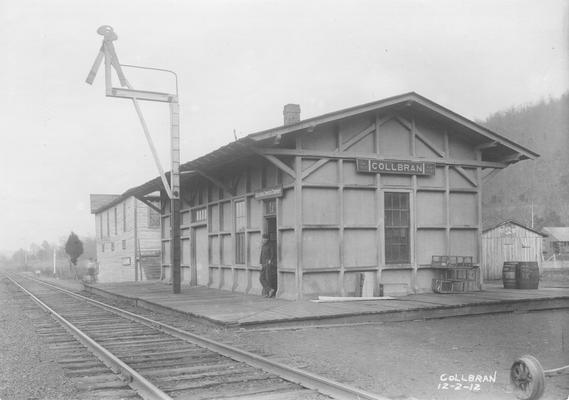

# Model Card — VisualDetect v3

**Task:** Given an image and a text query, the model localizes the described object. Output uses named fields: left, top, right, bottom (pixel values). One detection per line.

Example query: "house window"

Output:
left=98, top=214, right=103, bottom=239
left=148, top=207, right=160, bottom=228
left=114, top=207, right=118, bottom=235
left=384, top=192, right=410, bottom=264
left=235, top=200, right=246, bottom=264
left=122, top=240, right=126, bottom=250
left=122, top=202, right=127, bottom=232
left=106, top=211, right=110, bottom=237
left=101, top=243, right=105, bottom=253
left=111, top=242, right=115, bottom=252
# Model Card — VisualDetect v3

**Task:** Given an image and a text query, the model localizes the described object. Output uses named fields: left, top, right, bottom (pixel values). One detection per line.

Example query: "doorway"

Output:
left=264, top=215, right=277, bottom=293
left=192, top=226, right=208, bottom=286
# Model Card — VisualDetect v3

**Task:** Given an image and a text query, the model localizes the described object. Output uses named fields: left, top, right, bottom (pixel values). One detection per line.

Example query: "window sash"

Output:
left=235, top=200, right=246, bottom=264
left=114, top=207, right=118, bottom=235
left=106, top=212, right=110, bottom=237
left=191, top=207, right=207, bottom=223
left=123, top=202, right=127, bottom=232
left=385, top=192, right=410, bottom=264
left=235, top=232, right=245, bottom=264
left=148, top=208, right=161, bottom=228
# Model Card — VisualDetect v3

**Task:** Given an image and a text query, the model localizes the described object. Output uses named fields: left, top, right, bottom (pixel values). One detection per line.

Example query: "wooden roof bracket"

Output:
left=502, top=153, right=524, bottom=164
left=180, top=189, right=194, bottom=207
left=249, top=147, right=297, bottom=179
left=452, top=165, right=478, bottom=187
left=482, top=168, right=502, bottom=183
left=475, top=141, right=498, bottom=150
left=135, top=195, right=161, bottom=214
left=195, top=169, right=236, bottom=196
left=301, top=158, right=330, bottom=180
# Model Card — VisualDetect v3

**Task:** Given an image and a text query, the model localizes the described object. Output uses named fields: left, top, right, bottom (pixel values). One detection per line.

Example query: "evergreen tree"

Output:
left=65, top=232, right=84, bottom=266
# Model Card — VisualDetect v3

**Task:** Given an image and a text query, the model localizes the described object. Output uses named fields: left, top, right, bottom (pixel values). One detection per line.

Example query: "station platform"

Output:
left=77, top=280, right=569, bottom=328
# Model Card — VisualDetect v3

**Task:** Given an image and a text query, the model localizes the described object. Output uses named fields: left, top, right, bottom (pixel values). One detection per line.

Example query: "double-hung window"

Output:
left=384, top=192, right=410, bottom=264
left=235, top=200, right=246, bottom=264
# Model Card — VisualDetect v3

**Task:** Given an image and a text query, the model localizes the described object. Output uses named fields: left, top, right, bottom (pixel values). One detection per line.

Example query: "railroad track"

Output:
left=4, top=274, right=388, bottom=400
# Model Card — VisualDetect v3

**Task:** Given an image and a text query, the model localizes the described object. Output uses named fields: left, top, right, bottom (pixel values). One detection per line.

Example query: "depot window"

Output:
left=235, top=200, right=246, bottom=264
left=384, top=192, right=410, bottom=264
left=148, top=207, right=161, bottom=228
left=122, top=202, right=127, bottom=232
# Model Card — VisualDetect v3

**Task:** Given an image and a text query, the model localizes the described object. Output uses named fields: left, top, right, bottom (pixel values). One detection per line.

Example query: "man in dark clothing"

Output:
left=259, top=233, right=276, bottom=297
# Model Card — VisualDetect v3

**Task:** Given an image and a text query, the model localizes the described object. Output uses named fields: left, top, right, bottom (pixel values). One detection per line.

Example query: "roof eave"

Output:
left=247, top=92, right=539, bottom=161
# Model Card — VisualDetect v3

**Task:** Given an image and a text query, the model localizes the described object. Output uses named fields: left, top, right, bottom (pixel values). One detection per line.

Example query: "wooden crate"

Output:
left=432, top=279, right=465, bottom=294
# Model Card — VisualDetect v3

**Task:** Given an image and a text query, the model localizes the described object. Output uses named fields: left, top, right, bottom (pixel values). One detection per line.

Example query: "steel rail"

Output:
left=5, top=275, right=173, bottom=400
left=19, top=275, right=390, bottom=400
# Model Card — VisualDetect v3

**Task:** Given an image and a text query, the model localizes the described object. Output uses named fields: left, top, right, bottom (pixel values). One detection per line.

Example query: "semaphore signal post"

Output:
left=85, top=25, right=182, bottom=294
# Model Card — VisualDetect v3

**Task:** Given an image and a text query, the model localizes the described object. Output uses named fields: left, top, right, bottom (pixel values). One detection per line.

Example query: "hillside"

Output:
left=481, top=93, right=569, bottom=230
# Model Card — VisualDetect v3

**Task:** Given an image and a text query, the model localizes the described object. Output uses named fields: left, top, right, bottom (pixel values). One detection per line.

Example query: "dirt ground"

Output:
left=3, top=275, right=568, bottom=400
left=224, top=310, right=569, bottom=400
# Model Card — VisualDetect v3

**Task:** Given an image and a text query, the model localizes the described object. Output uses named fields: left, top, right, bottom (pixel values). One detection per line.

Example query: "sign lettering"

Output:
left=356, top=158, right=436, bottom=176
left=254, top=186, right=283, bottom=200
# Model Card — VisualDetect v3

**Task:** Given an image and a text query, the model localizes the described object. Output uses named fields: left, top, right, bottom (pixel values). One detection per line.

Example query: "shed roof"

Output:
left=482, top=220, right=547, bottom=237
left=94, top=92, right=539, bottom=212
left=542, top=227, right=569, bottom=242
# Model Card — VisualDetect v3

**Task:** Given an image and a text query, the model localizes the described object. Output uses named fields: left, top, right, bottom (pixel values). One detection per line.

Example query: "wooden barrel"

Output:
left=517, top=262, right=539, bottom=289
left=502, top=262, right=518, bottom=289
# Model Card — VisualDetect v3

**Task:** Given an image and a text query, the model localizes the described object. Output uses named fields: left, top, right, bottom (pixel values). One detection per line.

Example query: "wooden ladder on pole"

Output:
left=85, top=25, right=182, bottom=294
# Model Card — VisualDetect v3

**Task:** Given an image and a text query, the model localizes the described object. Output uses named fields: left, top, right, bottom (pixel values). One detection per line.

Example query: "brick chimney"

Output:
left=283, top=104, right=301, bottom=126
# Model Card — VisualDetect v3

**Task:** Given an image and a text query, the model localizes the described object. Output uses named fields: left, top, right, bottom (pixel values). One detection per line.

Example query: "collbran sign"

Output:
left=254, top=186, right=283, bottom=200
left=356, top=158, right=436, bottom=176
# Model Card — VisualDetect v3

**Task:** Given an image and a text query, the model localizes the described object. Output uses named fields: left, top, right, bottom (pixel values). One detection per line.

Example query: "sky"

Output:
left=0, top=0, right=567, bottom=255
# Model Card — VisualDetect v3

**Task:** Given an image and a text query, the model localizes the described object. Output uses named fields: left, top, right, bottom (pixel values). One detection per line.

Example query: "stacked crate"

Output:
left=431, top=256, right=480, bottom=293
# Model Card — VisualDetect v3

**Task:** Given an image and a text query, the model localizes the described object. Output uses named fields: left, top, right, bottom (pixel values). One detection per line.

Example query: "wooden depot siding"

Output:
left=482, top=221, right=545, bottom=280
left=160, top=109, right=484, bottom=299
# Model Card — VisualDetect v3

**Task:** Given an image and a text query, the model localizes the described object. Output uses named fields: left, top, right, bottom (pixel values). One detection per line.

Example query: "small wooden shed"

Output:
left=481, top=220, right=546, bottom=280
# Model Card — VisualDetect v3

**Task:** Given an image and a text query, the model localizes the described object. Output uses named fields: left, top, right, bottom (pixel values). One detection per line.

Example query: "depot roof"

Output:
left=92, top=92, right=539, bottom=214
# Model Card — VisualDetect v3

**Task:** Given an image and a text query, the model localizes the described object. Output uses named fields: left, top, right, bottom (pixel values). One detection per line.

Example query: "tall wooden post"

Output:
left=170, top=101, right=181, bottom=294
left=86, top=25, right=182, bottom=293
left=133, top=198, right=139, bottom=281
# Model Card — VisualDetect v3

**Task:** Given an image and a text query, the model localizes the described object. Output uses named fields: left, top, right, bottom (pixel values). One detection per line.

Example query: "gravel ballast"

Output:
left=0, top=278, right=79, bottom=400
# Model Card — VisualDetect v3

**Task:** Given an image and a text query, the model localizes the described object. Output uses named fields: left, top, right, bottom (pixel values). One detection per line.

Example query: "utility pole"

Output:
left=85, top=25, right=182, bottom=294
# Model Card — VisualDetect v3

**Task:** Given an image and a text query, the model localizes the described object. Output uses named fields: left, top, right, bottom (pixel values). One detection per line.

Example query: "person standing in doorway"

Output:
left=259, top=233, right=275, bottom=297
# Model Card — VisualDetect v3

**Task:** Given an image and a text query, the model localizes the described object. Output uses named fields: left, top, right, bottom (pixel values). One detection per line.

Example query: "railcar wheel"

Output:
left=510, top=355, right=545, bottom=400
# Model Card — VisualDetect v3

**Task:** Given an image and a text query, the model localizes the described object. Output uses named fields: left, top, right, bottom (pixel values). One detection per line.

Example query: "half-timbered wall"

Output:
left=160, top=109, right=484, bottom=299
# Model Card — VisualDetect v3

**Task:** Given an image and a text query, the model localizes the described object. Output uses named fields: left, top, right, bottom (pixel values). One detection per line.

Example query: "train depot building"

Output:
left=109, top=92, right=537, bottom=300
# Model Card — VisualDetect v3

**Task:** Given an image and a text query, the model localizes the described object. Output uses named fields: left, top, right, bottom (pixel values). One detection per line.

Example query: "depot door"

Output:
left=192, top=226, right=209, bottom=286
left=265, top=215, right=277, bottom=291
